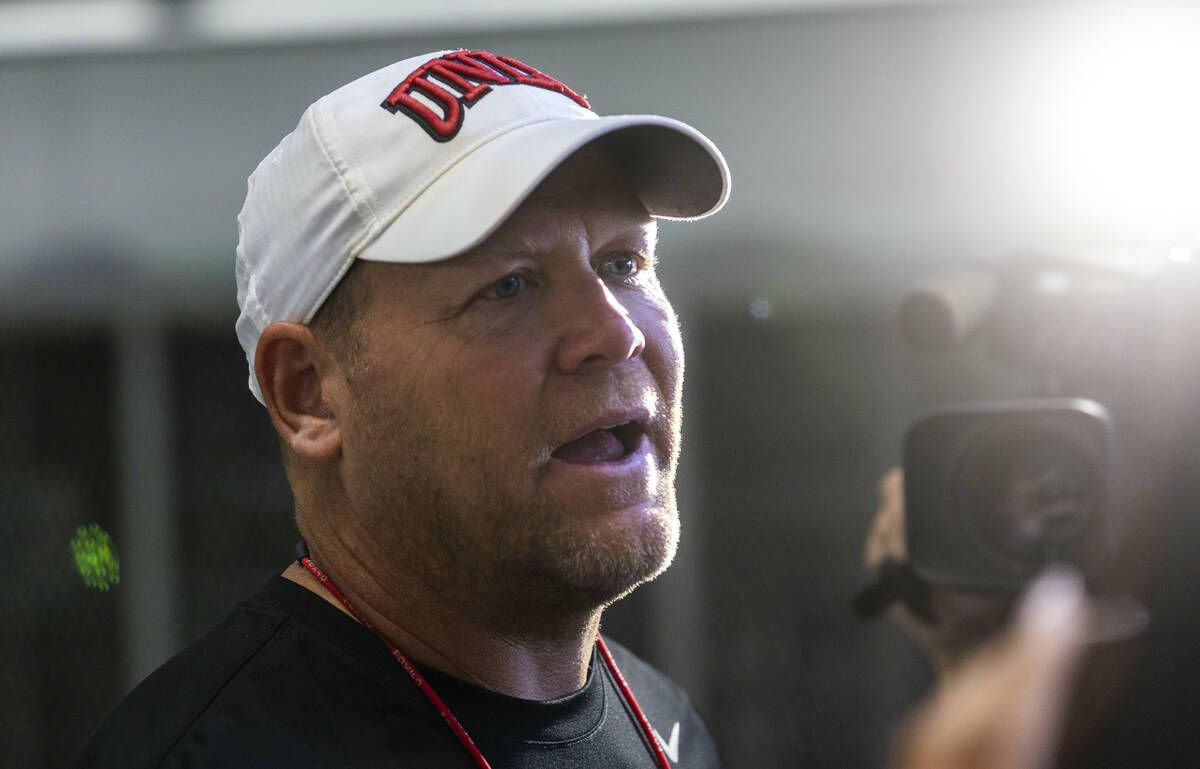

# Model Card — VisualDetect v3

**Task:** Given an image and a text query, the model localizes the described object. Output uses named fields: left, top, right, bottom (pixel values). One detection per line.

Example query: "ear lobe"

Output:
left=256, top=322, right=343, bottom=462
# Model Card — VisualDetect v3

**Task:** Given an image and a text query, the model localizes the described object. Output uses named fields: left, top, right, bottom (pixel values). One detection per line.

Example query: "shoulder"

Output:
left=601, top=637, right=691, bottom=706
left=601, top=637, right=725, bottom=768
left=66, top=591, right=294, bottom=768
left=65, top=576, right=436, bottom=769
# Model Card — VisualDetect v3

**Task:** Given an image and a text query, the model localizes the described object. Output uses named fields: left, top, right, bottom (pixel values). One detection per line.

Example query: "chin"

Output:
left=542, top=502, right=681, bottom=608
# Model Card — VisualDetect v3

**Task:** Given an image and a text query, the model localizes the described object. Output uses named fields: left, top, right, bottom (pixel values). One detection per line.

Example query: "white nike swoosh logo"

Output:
left=651, top=721, right=680, bottom=763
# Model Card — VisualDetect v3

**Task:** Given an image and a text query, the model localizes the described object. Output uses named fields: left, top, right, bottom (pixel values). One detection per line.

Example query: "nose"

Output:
left=553, top=276, right=646, bottom=374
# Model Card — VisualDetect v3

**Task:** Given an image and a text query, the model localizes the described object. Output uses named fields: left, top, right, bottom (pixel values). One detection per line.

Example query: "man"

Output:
left=70, top=48, right=1088, bottom=769
left=70, top=49, right=730, bottom=768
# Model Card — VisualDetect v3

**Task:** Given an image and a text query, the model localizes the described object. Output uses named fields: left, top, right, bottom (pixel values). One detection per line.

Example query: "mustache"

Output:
left=540, top=373, right=673, bottom=449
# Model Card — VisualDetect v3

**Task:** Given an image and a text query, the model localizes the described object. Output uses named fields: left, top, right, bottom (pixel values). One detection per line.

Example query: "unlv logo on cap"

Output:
left=381, top=51, right=590, bottom=142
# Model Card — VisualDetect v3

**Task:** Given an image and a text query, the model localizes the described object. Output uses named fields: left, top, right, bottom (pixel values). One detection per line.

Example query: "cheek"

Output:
left=639, top=303, right=685, bottom=400
left=466, top=331, right=549, bottom=389
left=441, top=343, right=549, bottom=438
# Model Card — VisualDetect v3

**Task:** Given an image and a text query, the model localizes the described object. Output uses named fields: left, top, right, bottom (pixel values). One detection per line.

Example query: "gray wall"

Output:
left=12, top=0, right=1197, bottom=311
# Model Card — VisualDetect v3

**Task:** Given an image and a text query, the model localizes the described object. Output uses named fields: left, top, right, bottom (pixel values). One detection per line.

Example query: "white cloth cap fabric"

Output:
left=235, top=49, right=730, bottom=402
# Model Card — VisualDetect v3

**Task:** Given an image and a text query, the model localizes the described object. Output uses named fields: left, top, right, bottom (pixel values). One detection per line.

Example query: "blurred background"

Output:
left=3, top=0, right=1199, bottom=767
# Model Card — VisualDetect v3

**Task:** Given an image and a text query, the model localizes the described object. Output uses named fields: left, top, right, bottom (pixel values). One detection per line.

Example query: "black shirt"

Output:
left=68, top=575, right=723, bottom=768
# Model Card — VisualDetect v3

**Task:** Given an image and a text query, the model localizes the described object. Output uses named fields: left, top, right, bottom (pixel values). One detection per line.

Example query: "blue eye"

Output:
left=604, top=254, right=639, bottom=277
left=490, top=274, right=525, bottom=299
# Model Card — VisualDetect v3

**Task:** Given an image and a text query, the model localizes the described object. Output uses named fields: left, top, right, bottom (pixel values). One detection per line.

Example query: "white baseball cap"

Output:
left=235, top=49, right=730, bottom=402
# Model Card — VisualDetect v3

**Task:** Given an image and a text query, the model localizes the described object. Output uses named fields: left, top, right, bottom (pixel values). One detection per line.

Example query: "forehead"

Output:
left=452, top=144, right=654, bottom=261
left=354, top=146, right=656, bottom=306
left=352, top=140, right=657, bottom=293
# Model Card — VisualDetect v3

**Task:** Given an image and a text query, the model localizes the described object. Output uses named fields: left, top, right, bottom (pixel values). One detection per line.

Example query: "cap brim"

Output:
left=356, top=114, right=730, bottom=265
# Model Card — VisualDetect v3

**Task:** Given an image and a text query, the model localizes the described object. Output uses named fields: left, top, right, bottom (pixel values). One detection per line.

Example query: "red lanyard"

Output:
left=300, top=556, right=673, bottom=769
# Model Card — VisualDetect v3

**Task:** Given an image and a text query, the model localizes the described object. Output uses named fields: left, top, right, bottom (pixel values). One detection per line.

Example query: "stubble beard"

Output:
left=513, top=476, right=681, bottom=612
left=347, top=399, right=683, bottom=623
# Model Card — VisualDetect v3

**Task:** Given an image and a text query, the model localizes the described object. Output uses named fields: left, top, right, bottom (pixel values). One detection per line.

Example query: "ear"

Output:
left=255, top=321, right=344, bottom=462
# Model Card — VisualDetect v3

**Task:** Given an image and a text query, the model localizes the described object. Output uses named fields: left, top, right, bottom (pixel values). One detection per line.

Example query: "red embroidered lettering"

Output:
left=385, top=77, right=463, bottom=139
left=473, top=52, right=589, bottom=109
left=381, top=51, right=591, bottom=142
left=427, top=51, right=514, bottom=101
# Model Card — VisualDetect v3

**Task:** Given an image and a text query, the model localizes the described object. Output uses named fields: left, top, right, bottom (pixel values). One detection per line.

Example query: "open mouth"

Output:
left=551, top=421, right=644, bottom=464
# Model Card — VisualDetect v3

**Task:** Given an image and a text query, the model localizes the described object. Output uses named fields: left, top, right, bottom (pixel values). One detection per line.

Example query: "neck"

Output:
left=283, top=546, right=602, bottom=700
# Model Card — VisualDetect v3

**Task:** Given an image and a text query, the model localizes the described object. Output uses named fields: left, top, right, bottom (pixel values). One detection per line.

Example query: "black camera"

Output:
left=860, top=248, right=1195, bottom=610
left=903, top=397, right=1120, bottom=590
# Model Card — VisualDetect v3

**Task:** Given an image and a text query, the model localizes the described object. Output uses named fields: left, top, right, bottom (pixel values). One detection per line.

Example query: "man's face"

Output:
left=334, top=148, right=684, bottom=616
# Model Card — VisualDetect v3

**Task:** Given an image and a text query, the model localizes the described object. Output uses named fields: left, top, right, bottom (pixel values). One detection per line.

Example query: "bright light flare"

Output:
left=1023, top=5, right=1200, bottom=244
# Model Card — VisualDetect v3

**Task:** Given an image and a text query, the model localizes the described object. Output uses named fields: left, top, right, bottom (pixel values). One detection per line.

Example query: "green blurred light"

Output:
left=70, top=524, right=120, bottom=591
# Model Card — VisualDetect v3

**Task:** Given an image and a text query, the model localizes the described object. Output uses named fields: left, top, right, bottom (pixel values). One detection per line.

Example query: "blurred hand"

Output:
left=865, top=467, right=1017, bottom=672
left=893, top=569, right=1090, bottom=769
